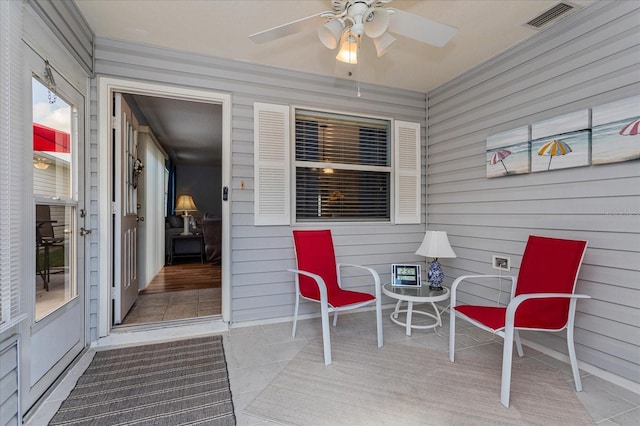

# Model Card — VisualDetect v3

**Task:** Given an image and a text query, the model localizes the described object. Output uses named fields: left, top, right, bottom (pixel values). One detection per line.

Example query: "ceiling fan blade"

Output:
left=387, top=8, right=457, bottom=47
left=249, top=12, right=330, bottom=44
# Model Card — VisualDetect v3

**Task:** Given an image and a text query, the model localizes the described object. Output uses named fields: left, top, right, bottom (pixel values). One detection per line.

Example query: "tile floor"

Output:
left=26, top=306, right=639, bottom=426
left=121, top=287, right=222, bottom=325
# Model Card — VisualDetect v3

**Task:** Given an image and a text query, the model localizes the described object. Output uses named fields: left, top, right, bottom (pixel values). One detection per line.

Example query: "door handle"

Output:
left=137, top=216, right=145, bottom=222
left=80, top=227, right=92, bottom=236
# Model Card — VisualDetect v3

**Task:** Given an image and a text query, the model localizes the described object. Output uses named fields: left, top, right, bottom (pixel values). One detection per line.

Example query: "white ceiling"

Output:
left=129, top=94, right=223, bottom=164
left=75, top=0, right=594, bottom=164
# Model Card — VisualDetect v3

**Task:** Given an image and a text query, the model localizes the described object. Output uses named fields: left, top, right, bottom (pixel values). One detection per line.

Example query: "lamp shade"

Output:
left=415, top=231, right=456, bottom=259
left=318, top=19, right=344, bottom=49
left=373, top=32, right=396, bottom=57
left=336, top=32, right=359, bottom=64
left=364, top=7, right=390, bottom=39
left=175, top=194, right=197, bottom=214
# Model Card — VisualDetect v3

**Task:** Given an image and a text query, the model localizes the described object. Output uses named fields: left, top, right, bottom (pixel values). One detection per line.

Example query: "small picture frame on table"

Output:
left=391, top=264, right=421, bottom=287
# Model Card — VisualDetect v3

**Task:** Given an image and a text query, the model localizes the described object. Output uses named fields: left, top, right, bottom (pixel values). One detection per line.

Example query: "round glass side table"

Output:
left=382, top=283, right=450, bottom=336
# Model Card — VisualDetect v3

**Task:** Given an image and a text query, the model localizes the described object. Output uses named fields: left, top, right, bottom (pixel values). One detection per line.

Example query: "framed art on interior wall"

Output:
left=592, top=95, right=640, bottom=165
left=486, top=126, right=530, bottom=178
left=531, top=110, right=591, bottom=173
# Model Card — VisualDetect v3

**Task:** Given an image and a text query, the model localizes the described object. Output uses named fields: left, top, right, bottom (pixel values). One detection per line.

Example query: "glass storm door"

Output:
left=24, top=50, right=86, bottom=411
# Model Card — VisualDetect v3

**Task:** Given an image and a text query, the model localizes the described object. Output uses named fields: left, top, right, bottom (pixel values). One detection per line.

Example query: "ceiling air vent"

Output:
left=526, top=2, right=576, bottom=29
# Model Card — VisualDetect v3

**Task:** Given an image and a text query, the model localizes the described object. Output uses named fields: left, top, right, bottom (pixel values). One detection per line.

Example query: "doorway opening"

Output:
left=97, top=78, right=232, bottom=337
left=116, top=93, right=223, bottom=326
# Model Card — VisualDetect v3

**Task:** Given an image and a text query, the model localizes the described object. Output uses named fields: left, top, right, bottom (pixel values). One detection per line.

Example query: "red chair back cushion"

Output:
left=514, top=235, right=587, bottom=329
left=292, top=230, right=340, bottom=300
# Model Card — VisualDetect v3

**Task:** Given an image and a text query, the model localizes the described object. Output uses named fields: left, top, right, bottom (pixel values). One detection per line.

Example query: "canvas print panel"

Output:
left=531, top=110, right=591, bottom=172
left=486, top=126, right=530, bottom=178
left=592, top=95, right=640, bottom=165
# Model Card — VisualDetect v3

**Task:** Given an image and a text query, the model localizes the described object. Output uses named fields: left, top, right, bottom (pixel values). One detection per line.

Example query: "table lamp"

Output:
left=175, top=194, right=197, bottom=235
left=415, top=230, right=456, bottom=290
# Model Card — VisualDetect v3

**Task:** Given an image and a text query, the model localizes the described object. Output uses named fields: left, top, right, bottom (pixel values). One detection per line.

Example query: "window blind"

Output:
left=0, top=0, right=26, bottom=333
left=295, top=110, right=391, bottom=221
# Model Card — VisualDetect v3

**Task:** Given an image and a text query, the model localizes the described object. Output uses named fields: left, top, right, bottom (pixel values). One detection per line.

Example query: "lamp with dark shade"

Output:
left=415, top=230, right=456, bottom=291
left=175, top=194, right=197, bottom=235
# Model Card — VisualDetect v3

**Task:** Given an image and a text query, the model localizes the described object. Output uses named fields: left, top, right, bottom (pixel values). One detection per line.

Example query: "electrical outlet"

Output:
left=492, top=255, right=511, bottom=271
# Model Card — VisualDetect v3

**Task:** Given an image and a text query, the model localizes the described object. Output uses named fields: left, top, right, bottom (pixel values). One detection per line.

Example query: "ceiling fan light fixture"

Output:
left=318, top=19, right=344, bottom=49
left=373, top=31, right=396, bottom=57
left=250, top=0, right=459, bottom=63
left=336, top=31, right=359, bottom=64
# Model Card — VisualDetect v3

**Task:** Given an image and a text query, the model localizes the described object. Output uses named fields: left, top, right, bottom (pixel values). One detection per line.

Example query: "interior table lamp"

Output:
left=415, top=230, right=456, bottom=291
left=175, top=194, right=197, bottom=235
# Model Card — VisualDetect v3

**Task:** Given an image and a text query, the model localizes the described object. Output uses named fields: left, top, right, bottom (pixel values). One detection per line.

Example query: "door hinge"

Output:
left=111, top=201, right=119, bottom=215
left=111, top=115, right=117, bottom=129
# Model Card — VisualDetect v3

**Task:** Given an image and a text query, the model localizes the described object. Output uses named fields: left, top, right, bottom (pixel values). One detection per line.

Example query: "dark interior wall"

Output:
left=175, top=164, right=222, bottom=218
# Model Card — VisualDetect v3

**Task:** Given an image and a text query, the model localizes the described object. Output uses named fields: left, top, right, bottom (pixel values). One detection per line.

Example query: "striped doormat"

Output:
left=49, top=335, right=235, bottom=425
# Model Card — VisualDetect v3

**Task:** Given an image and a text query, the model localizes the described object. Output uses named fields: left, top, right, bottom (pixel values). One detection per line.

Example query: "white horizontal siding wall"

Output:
left=427, top=1, right=640, bottom=383
left=90, top=37, right=428, bottom=332
left=0, top=336, right=20, bottom=426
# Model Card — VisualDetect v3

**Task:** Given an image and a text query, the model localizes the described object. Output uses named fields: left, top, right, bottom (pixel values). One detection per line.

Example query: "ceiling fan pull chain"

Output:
left=356, top=39, right=362, bottom=97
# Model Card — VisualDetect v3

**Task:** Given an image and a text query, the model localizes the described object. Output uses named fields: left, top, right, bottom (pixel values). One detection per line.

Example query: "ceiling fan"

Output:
left=249, top=0, right=457, bottom=64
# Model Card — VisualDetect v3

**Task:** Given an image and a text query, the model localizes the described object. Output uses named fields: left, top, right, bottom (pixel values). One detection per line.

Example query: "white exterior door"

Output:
left=113, top=93, right=140, bottom=323
left=23, top=47, right=86, bottom=410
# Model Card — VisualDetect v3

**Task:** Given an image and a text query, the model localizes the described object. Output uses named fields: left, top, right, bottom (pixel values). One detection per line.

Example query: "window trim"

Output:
left=252, top=102, right=421, bottom=226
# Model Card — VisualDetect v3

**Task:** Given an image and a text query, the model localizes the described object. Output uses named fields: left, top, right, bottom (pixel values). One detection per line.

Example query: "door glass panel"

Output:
left=32, top=79, right=73, bottom=199
left=32, top=78, right=77, bottom=320
left=35, top=204, right=75, bottom=319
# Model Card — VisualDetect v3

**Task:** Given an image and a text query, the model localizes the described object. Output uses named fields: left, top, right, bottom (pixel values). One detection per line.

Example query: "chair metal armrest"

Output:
left=450, top=274, right=516, bottom=307
left=505, top=293, right=591, bottom=329
left=337, top=263, right=381, bottom=298
left=507, top=293, right=590, bottom=313
left=287, top=268, right=328, bottom=304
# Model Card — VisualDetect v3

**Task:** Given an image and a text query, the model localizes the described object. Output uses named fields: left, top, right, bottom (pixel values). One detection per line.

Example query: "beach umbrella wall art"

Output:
left=531, top=110, right=590, bottom=173
left=538, top=139, right=572, bottom=170
left=486, top=96, right=638, bottom=178
left=486, top=126, right=530, bottom=178
left=592, top=95, right=640, bottom=164
left=490, top=149, right=512, bottom=173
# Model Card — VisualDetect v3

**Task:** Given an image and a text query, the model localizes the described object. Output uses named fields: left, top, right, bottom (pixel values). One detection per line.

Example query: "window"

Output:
left=32, top=77, right=78, bottom=320
left=295, top=110, right=391, bottom=222
left=253, top=103, right=420, bottom=226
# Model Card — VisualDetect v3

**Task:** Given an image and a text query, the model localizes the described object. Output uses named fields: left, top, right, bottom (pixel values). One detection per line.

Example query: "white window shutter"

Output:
left=394, top=120, right=421, bottom=224
left=254, top=102, right=291, bottom=226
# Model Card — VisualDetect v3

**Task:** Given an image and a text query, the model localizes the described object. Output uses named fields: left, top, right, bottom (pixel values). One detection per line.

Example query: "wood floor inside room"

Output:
left=120, top=262, right=221, bottom=326
left=141, top=262, right=221, bottom=294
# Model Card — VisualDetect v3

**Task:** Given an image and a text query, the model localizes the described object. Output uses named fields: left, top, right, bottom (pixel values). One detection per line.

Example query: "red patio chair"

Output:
left=289, top=229, right=383, bottom=365
left=448, top=235, right=589, bottom=407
